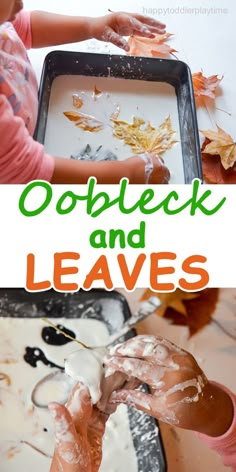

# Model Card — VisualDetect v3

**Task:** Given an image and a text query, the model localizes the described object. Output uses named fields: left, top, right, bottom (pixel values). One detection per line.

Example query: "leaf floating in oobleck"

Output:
left=0, top=372, right=11, bottom=386
left=64, top=111, right=104, bottom=132
left=112, top=115, right=177, bottom=155
left=72, top=94, right=84, bottom=109
left=93, top=85, right=102, bottom=100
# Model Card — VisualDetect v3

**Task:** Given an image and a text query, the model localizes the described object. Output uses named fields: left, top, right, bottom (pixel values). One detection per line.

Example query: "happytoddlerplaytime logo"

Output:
left=142, top=6, right=228, bottom=17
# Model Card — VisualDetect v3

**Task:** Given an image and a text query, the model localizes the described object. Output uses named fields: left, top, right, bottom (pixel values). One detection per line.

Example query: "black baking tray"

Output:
left=0, top=289, right=166, bottom=472
left=34, top=50, right=202, bottom=184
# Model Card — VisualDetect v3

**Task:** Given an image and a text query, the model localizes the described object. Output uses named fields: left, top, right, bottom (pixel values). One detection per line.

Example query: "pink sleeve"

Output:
left=0, top=95, right=55, bottom=184
left=197, top=384, right=236, bottom=471
left=12, top=10, right=32, bottom=49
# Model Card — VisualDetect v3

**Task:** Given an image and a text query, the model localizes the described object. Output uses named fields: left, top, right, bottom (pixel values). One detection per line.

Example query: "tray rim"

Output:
left=35, top=50, right=203, bottom=184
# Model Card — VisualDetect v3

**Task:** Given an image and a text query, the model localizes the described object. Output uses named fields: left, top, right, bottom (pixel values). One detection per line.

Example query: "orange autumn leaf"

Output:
left=0, top=372, right=11, bottom=386
left=140, top=289, right=219, bottom=337
left=93, top=85, right=102, bottom=101
left=201, top=138, right=236, bottom=184
left=72, top=94, right=83, bottom=109
left=141, top=289, right=200, bottom=317
left=192, top=72, right=223, bottom=101
left=128, top=33, right=177, bottom=58
left=64, top=111, right=104, bottom=132
left=201, top=126, right=236, bottom=170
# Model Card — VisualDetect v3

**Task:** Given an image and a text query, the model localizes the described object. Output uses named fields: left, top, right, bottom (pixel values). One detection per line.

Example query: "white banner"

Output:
left=0, top=179, right=234, bottom=291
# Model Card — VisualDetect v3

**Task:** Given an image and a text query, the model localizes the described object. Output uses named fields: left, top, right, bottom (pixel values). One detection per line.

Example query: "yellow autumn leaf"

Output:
left=112, top=115, right=177, bottom=155
left=201, top=126, right=236, bottom=170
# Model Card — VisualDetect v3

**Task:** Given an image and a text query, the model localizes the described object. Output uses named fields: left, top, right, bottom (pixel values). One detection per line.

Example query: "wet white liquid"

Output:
left=44, top=75, right=184, bottom=183
left=0, top=318, right=137, bottom=471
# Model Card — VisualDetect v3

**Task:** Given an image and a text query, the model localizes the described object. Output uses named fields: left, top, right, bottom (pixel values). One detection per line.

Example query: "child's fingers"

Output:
left=109, top=335, right=158, bottom=358
left=109, top=335, right=180, bottom=363
left=48, top=402, right=86, bottom=467
left=105, top=356, right=169, bottom=387
left=102, top=26, right=129, bottom=51
left=66, top=382, right=92, bottom=434
left=109, top=389, right=178, bottom=426
left=109, top=389, right=153, bottom=416
left=87, top=410, right=108, bottom=471
left=124, top=17, right=155, bottom=38
left=123, top=377, right=141, bottom=391
left=130, top=14, right=166, bottom=30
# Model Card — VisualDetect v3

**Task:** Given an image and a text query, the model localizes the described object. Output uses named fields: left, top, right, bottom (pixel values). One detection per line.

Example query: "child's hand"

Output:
left=105, top=336, right=234, bottom=437
left=125, top=154, right=170, bottom=184
left=91, top=12, right=166, bottom=51
left=49, top=383, right=108, bottom=472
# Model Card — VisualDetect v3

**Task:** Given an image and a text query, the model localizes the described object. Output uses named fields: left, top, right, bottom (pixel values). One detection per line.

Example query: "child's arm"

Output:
left=0, top=95, right=54, bottom=183
left=105, top=336, right=236, bottom=470
left=51, top=154, right=169, bottom=184
left=0, top=95, right=168, bottom=184
left=197, top=384, right=236, bottom=471
left=30, top=11, right=165, bottom=51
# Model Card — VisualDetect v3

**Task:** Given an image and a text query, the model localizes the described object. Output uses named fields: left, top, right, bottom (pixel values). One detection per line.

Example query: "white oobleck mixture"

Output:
left=0, top=317, right=137, bottom=472
left=44, top=75, right=183, bottom=183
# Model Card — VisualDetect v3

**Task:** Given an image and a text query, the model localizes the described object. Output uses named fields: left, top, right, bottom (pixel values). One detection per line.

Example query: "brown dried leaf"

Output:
left=64, top=111, right=104, bottom=132
left=201, top=126, right=236, bottom=170
left=112, top=115, right=177, bottom=155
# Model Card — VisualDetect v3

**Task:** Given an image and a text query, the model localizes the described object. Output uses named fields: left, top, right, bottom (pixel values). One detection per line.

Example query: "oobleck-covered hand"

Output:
left=64, top=348, right=139, bottom=415
left=125, top=154, right=170, bottom=184
left=90, top=12, right=166, bottom=51
left=49, top=383, right=108, bottom=472
left=105, top=335, right=234, bottom=437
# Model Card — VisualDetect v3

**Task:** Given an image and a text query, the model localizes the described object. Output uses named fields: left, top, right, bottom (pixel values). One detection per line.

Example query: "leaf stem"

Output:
left=41, top=318, right=89, bottom=349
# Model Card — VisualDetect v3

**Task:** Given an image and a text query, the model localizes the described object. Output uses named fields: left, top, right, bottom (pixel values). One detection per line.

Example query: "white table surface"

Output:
left=22, top=1, right=235, bottom=470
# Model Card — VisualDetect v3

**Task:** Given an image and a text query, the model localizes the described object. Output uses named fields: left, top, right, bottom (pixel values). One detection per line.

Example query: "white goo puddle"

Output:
left=44, top=75, right=184, bottom=183
left=0, top=318, right=137, bottom=472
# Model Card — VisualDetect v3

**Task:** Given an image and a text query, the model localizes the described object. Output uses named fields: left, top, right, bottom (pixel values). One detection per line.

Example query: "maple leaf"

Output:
left=140, top=289, right=219, bottom=337
left=192, top=72, right=223, bottom=101
left=64, top=111, right=104, bottom=132
left=128, top=33, right=177, bottom=58
left=201, top=138, right=236, bottom=184
left=201, top=126, right=236, bottom=170
left=112, top=115, right=177, bottom=155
